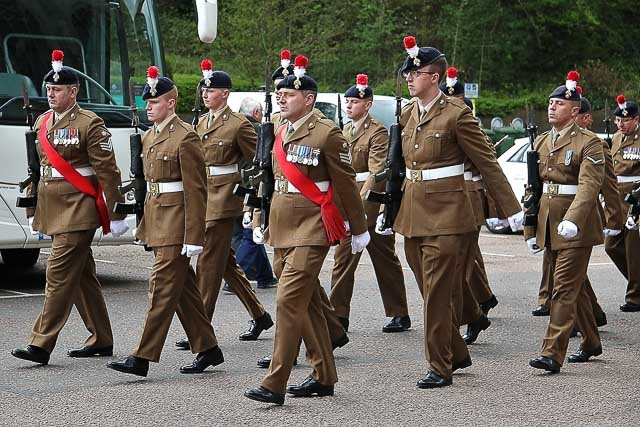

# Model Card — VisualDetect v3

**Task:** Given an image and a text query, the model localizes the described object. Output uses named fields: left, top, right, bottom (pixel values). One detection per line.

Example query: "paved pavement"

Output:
left=1, top=230, right=639, bottom=425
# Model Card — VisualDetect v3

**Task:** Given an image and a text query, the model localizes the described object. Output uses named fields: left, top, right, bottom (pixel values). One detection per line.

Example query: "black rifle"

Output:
left=114, top=81, right=146, bottom=225
left=337, top=94, right=344, bottom=130
left=522, top=122, right=542, bottom=229
left=365, top=68, right=405, bottom=231
left=16, top=81, right=39, bottom=208
left=624, top=185, right=640, bottom=224
left=234, top=66, right=275, bottom=229
left=603, top=99, right=613, bottom=148
left=192, top=82, right=203, bottom=129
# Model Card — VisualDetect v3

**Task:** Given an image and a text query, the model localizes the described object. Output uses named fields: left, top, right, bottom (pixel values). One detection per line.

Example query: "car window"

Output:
left=508, top=142, right=530, bottom=163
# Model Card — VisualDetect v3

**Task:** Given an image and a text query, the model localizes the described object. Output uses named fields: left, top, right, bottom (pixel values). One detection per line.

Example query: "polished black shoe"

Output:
left=479, top=295, right=499, bottom=315
left=11, top=345, right=50, bottom=365
left=287, top=376, right=334, bottom=397
left=532, top=305, right=550, bottom=316
left=256, top=354, right=298, bottom=369
left=244, top=386, right=285, bottom=405
left=595, top=312, right=607, bottom=327
left=180, top=345, right=224, bottom=373
left=338, top=316, right=350, bottom=332
left=529, top=355, right=560, bottom=373
left=106, top=355, right=149, bottom=377
left=67, top=345, right=113, bottom=358
left=382, top=315, right=411, bottom=333
left=239, top=312, right=274, bottom=341
left=567, top=346, right=602, bottom=363
left=222, top=282, right=234, bottom=294
left=452, top=356, right=472, bottom=372
left=257, top=278, right=278, bottom=289
left=332, top=333, right=350, bottom=350
left=620, top=302, right=640, bottom=312
left=175, top=338, right=190, bottom=350
left=416, top=370, right=452, bottom=389
left=463, top=315, right=491, bottom=344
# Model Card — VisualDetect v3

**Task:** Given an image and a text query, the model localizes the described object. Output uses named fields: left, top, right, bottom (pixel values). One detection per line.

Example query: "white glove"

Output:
left=344, top=221, right=350, bottom=234
left=526, top=238, right=543, bottom=254
left=604, top=228, right=623, bottom=236
left=242, top=211, right=253, bottom=229
left=375, top=214, right=393, bottom=236
left=181, top=244, right=203, bottom=257
left=351, top=231, right=371, bottom=254
left=625, top=216, right=639, bottom=230
left=110, top=220, right=130, bottom=237
left=253, top=227, right=265, bottom=244
left=557, top=220, right=578, bottom=239
left=508, top=211, right=525, bottom=232
left=28, top=217, right=38, bottom=235
left=486, top=218, right=509, bottom=228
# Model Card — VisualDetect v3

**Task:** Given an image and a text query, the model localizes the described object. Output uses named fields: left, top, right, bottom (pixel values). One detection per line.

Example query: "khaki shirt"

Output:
left=32, top=104, right=125, bottom=235
left=135, top=116, right=206, bottom=247
left=610, top=127, right=640, bottom=214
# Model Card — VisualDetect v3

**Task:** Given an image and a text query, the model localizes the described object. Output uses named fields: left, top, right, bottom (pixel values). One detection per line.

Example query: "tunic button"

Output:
left=417, top=127, right=421, bottom=131
left=435, top=133, right=440, bottom=137
left=204, top=135, right=208, bottom=139
left=414, top=144, right=419, bottom=149
left=548, top=168, right=552, bottom=171
left=150, top=148, right=154, bottom=152
left=219, top=141, right=223, bottom=146
left=549, top=153, right=553, bottom=157
left=412, top=161, right=417, bottom=166
left=163, top=156, right=168, bottom=160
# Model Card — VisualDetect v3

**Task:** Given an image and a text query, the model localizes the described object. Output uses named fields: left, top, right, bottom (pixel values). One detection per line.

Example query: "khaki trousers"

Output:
left=196, top=218, right=265, bottom=322
left=537, top=248, right=606, bottom=320
left=330, top=226, right=408, bottom=319
left=469, top=242, right=493, bottom=304
left=404, top=233, right=471, bottom=380
left=262, top=246, right=336, bottom=395
left=30, top=230, right=113, bottom=352
left=134, top=245, right=217, bottom=362
left=605, top=229, right=640, bottom=305
left=541, top=246, right=601, bottom=364
left=458, top=230, right=483, bottom=326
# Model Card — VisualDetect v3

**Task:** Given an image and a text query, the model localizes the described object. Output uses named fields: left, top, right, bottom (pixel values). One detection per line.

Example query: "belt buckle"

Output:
left=43, top=166, right=52, bottom=179
left=547, top=183, right=558, bottom=195
left=149, top=182, right=160, bottom=196
left=411, top=169, right=421, bottom=182
left=278, top=180, right=288, bottom=193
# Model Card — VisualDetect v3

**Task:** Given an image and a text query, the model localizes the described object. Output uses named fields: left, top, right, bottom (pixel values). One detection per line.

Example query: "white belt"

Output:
left=464, top=171, right=473, bottom=181
left=147, top=181, right=184, bottom=195
left=275, top=179, right=330, bottom=193
left=543, top=183, right=578, bottom=195
left=207, top=164, right=239, bottom=176
left=42, top=166, right=95, bottom=179
left=355, top=172, right=370, bottom=182
left=472, top=175, right=483, bottom=182
left=406, top=164, right=465, bottom=182
left=617, top=176, right=640, bottom=183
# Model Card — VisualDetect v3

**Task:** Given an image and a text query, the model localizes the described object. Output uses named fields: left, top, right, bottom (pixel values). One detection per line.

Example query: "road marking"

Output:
left=94, top=259, right=116, bottom=264
left=589, top=262, right=614, bottom=266
left=482, top=252, right=515, bottom=258
left=0, top=289, right=45, bottom=299
left=479, top=233, right=508, bottom=239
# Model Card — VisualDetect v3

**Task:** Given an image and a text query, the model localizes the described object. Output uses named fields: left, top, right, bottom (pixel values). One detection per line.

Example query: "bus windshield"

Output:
left=0, top=0, right=162, bottom=126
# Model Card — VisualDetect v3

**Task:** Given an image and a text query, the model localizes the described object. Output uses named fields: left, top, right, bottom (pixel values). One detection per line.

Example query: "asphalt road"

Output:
left=1, top=230, right=639, bottom=426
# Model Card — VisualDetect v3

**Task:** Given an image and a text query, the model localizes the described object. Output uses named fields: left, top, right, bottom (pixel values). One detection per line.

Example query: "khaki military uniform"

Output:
left=525, top=123, right=605, bottom=364
left=260, top=114, right=367, bottom=396
left=395, top=94, right=520, bottom=380
left=194, top=106, right=267, bottom=323
left=28, top=104, right=123, bottom=353
left=329, top=115, right=408, bottom=320
left=605, top=127, right=640, bottom=305
left=133, top=115, right=217, bottom=362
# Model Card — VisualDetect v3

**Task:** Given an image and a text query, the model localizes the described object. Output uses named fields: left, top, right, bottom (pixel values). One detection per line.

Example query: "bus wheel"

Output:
left=0, top=248, right=41, bottom=269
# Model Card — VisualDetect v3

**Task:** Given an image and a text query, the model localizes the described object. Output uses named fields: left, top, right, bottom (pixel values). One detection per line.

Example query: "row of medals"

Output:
left=53, top=128, right=80, bottom=146
left=286, top=144, right=320, bottom=166
left=622, top=147, right=640, bottom=160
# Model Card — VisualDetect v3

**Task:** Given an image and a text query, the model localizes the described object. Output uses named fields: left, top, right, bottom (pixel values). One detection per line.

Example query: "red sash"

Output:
left=273, top=126, right=347, bottom=243
left=39, top=111, right=111, bottom=234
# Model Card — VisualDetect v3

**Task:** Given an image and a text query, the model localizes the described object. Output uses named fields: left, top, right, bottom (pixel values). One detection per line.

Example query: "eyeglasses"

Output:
left=402, top=70, right=437, bottom=79
left=615, top=117, right=636, bottom=124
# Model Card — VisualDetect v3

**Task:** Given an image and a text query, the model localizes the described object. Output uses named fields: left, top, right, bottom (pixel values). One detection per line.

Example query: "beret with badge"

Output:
left=439, top=67, right=465, bottom=96
left=44, top=50, right=79, bottom=85
left=615, top=94, right=638, bottom=117
left=401, top=35, right=446, bottom=75
left=271, top=49, right=295, bottom=83
left=199, top=58, right=232, bottom=89
left=141, top=65, right=175, bottom=100
left=276, top=55, right=318, bottom=91
left=548, top=70, right=581, bottom=101
left=345, top=74, right=373, bottom=99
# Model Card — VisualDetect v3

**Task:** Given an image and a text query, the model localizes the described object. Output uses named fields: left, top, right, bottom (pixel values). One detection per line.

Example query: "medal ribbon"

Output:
left=274, top=126, right=347, bottom=243
left=39, top=112, right=111, bottom=234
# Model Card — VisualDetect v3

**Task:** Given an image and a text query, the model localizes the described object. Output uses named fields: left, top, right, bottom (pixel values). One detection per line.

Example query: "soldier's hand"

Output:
left=110, top=220, right=130, bottom=237
left=507, top=211, right=525, bottom=232
left=375, top=214, right=393, bottom=236
left=557, top=220, right=578, bottom=239
left=526, top=238, right=542, bottom=254
left=604, top=228, right=623, bottom=236
left=486, top=218, right=509, bottom=229
left=253, top=227, right=265, bottom=244
left=351, top=231, right=371, bottom=254
left=28, top=216, right=38, bottom=235
left=242, top=211, right=253, bottom=229
left=625, top=216, right=639, bottom=231
left=181, top=244, right=203, bottom=257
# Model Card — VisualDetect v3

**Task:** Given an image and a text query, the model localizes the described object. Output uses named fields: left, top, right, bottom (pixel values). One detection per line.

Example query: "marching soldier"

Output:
left=106, top=67, right=222, bottom=377
left=244, top=56, right=369, bottom=405
left=173, top=59, right=273, bottom=351
left=526, top=71, right=605, bottom=374
left=11, top=50, right=128, bottom=365
left=605, top=95, right=640, bottom=312
left=376, top=36, right=522, bottom=388
left=329, top=73, right=410, bottom=333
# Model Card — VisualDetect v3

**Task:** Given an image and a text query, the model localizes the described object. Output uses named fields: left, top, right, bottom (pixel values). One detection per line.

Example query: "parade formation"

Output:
left=9, top=35, right=640, bottom=406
